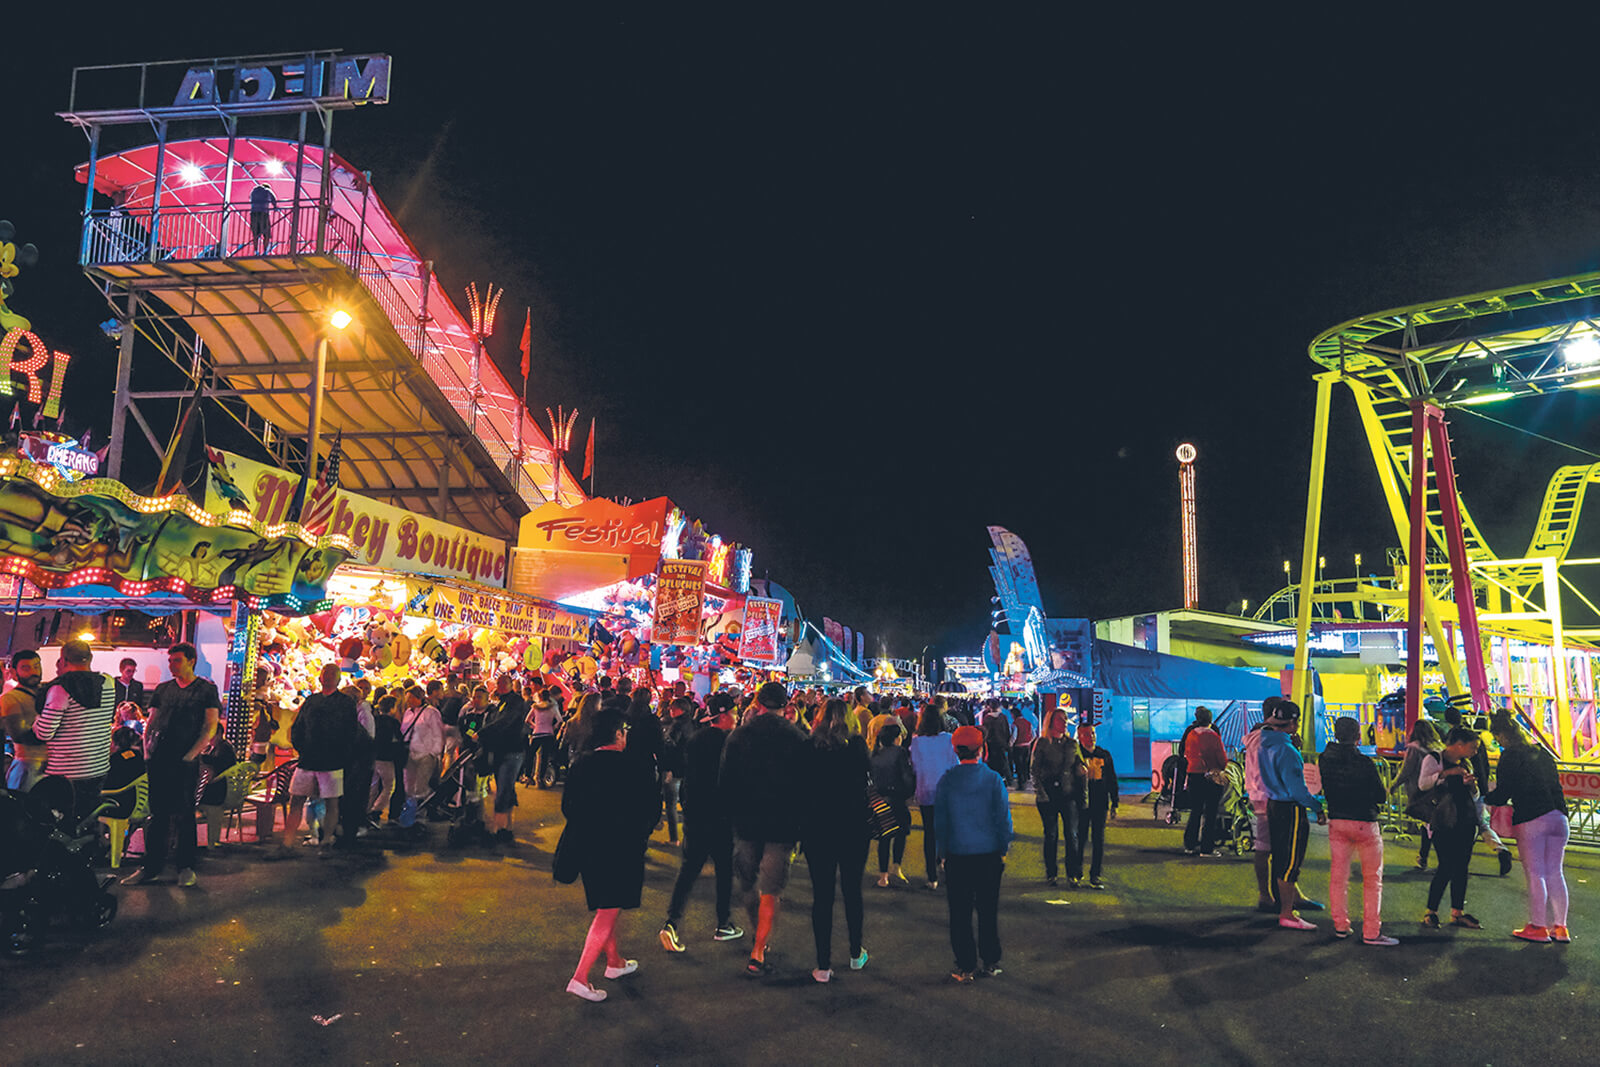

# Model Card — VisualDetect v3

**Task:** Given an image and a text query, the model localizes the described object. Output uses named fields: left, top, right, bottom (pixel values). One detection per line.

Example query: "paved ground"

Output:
left=5, top=784, right=1597, bottom=1066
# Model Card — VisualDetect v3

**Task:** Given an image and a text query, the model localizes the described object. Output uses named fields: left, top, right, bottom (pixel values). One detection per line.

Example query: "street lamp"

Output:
left=307, top=306, right=352, bottom=482
left=1283, top=560, right=1292, bottom=620
left=1354, top=553, right=1363, bottom=620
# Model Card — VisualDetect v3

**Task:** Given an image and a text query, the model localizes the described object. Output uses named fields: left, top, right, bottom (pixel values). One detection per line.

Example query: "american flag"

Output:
left=299, top=430, right=342, bottom=535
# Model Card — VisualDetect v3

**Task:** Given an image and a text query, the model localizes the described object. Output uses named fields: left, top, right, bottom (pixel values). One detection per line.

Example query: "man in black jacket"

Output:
left=1320, top=716, right=1395, bottom=946
left=718, top=681, right=807, bottom=975
left=1076, top=724, right=1120, bottom=889
left=660, top=697, right=744, bottom=953
left=281, top=664, right=359, bottom=852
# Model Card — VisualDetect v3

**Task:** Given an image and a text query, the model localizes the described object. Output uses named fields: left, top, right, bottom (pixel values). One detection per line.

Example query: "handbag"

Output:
left=1488, top=804, right=1514, bottom=840
left=1405, top=786, right=1446, bottom=826
left=552, top=824, right=581, bottom=884
left=866, top=787, right=903, bottom=840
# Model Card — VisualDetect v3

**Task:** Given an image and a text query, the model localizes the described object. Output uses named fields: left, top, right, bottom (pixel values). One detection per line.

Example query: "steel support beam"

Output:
left=1292, top=372, right=1334, bottom=750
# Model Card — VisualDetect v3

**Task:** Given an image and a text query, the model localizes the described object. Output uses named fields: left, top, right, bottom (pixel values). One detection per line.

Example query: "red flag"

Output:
left=582, top=418, right=594, bottom=480
left=518, top=309, right=532, bottom=380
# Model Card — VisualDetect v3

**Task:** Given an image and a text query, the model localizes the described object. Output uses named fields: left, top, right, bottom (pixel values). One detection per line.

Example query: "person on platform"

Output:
left=249, top=182, right=276, bottom=253
left=801, top=698, right=872, bottom=982
left=718, top=680, right=808, bottom=977
left=911, top=703, right=958, bottom=890
left=1258, top=700, right=1326, bottom=931
left=935, top=724, right=1013, bottom=983
left=871, top=721, right=916, bottom=888
left=1076, top=723, right=1118, bottom=889
left=660, top=697, right=743, bottom=952
left=122, top=642, right=217, bottom=887
left=34, top=640, right=118, bottom=825
left=1182, top=706, right=1228, bottom=857
left=1485, top=707, right=1572, bottom=943
left=1320, top=716, right=1396, bottom=945
left=1, top=649, right=45, bottom=792
left=114, top=657, right=147, bottom=712
left=562, top=704, right=661, bottom=1003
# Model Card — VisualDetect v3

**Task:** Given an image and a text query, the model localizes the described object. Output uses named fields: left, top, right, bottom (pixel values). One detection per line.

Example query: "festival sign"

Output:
left=511, top=496, right=673, bottom=601
left=207, top=449, right=508, bottom=587
left=0, top=453, right=354, bottom=609
left=653, top=559, right=707, bottom=646
left=739, top=596, right=784, bottom=664
left=401, top=578, right=589, bottom=642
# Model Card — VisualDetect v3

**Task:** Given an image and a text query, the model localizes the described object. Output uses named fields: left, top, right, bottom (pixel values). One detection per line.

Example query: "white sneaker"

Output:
left=1279, top=915, right=1317, bottom=932
left=812, top=968, right=833, bottom=983
left=566, top=979, right=607, bottom=1002
left=603, top=959, right=638, bottom=979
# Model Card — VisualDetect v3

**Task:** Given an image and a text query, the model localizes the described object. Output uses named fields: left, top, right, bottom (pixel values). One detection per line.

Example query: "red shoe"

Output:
left=1551, top=925, right=1572, bottom=943
left=1512, top=924, right=1551, bottom=943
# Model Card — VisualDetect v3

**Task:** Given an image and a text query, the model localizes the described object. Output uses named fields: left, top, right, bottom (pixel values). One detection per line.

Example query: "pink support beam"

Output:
left=1428, top=409, right=1493, bottom=716
left=1405, top=404, right=1428, bottom=735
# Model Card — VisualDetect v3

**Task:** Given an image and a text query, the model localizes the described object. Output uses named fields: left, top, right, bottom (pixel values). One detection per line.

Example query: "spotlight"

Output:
left=1564, top=336, right=1600, bottom=365
left=263, top=158, right=286, bottom=177
left=178, top=162, right=204, bottom=185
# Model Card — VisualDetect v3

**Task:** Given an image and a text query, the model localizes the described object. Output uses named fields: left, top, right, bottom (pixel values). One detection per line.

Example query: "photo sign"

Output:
left=402, top=578, right=588, bottom=642
left=739, top=596, right=784, bottom=664
left=653, top=559, right=707, bottom=646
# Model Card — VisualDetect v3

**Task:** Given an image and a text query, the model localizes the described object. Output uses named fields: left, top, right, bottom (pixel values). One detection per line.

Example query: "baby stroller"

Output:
left=0, top=778, right=118, bottom=956
left=407, top=739, right=491, bottom=848
left=1152, top=751, right=1191, bottom=825
left=1215, top=756, right=1255, bottom=855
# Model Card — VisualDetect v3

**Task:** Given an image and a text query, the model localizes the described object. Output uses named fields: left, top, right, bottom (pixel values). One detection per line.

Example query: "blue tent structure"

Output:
left=1089, top=639, right=1289, bottom=785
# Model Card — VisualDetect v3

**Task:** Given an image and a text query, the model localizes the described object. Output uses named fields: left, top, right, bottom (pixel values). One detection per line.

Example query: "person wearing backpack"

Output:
left=1009, top=707, right=1036, bottom=793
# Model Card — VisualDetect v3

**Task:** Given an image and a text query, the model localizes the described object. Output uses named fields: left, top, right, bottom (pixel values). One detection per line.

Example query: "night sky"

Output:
left=10, top=10, right=1600, bottom=659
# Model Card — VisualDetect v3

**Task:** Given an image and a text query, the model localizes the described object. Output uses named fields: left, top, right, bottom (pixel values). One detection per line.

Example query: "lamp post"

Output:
left=1282, top=559, right=1292, bottom=620
left=1353, top=553, right=1363, bottom=620
left=306, top=307, right=352, bottom=479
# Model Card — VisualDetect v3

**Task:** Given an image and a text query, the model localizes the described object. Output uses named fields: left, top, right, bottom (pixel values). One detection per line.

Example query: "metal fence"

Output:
left=83, top=202, right=359, bottom=268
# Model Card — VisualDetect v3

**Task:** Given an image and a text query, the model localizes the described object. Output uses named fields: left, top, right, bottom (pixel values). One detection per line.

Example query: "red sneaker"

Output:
left=1551, top=925, right=1572, bottom=943
left=1511, top=925, right=1551, bottom=943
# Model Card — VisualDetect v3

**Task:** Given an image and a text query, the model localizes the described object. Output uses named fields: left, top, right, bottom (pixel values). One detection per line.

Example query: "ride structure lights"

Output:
left=1177, top=443, right=1198, bottom=609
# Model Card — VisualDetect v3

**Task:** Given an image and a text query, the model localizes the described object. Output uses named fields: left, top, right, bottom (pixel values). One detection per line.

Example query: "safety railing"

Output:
left=82, top=201, right=360, bottom=269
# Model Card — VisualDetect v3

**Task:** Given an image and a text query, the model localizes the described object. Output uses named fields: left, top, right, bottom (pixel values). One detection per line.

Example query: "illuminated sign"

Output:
left=206, top=448, right=507, bottom=586
left=1558, top=767, right=1600, bottom=801
left=171, top=55, right=391, bottom=110
left=18, top=432, right=98, bottom=479
left=0, top=328, right=72, bottom=419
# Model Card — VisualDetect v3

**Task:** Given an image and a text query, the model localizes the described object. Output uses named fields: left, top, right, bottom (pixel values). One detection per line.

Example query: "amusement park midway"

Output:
left=11, top=11, right=1600, bottom=1067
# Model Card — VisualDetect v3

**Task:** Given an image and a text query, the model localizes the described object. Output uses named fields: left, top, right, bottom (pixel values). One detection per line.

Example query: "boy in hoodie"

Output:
left=1257, top=700, right=1325, bottom=931
left=1320, top=716, right=1396, bottom=945
left=935, top=725, right=1014, bottom=983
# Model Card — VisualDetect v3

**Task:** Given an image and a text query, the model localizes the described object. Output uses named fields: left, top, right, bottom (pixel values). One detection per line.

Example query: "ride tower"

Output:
left=1177, top=442, right=1197, bottom=610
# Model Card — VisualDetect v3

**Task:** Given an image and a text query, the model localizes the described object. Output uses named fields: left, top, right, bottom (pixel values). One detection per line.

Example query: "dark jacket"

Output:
left=1484, top=744, right=1568, bottom=825
left=719, top=711, right=809, bottom=842
left=290, top=691, right=360, bottom=771
left=804, top=735, right=871, bottom=845
left=1081, top=744, right=1119, bottom=809
left=662, top=714, right=696, bottom=778
left=624, top=708, right=665, bottom=768
left=1318, top=741, right=1386, bottom=822
left=869, top=744, right=916, bottom=803
left=1031, top=735, right=1085, bottom=804
left=680, top=723, right=728, bottom=822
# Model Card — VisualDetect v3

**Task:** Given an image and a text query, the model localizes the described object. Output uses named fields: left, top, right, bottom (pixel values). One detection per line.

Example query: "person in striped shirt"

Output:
left=32, top=638, right=117, bottom=823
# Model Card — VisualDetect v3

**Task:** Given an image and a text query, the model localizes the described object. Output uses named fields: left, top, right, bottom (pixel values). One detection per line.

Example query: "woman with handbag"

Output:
left=1484, top=708, right=1572, bottom=943
left=870, top=722, right=916, bottom=887
left=560, top=704, right=662, bottom=1003
left=801, top=698, right=872, bottom=982
left=1398, top=719, right=1443, bottom=870
left=1417, top=726, right=1486, bottom=931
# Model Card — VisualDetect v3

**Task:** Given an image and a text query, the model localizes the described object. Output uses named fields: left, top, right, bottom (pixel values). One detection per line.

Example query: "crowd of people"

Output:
left=0, top=644, right=1580, bottom=994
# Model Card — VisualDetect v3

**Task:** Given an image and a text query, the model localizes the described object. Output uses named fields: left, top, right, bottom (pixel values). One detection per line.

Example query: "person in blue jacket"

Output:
left=1257, top=700, right=1325, bottom=931
left=934, top=725, right=1014, bottom=983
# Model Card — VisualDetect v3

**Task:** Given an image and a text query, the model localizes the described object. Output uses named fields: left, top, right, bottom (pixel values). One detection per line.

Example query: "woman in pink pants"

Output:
left=1319, top=717, right=1398, bottom=946
left=1484, top=708, right=1572, bottom=944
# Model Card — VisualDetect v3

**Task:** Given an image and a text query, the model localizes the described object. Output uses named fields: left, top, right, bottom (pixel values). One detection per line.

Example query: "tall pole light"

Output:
left=1283, top=559, right=1292, bottom=620
left=307, top=306, right=352, bottom=480
left=1353, top=552, right=1363, bottom=620
left=465, top=282, right=503, bottom=436
left=1177, top=443, right=1198, bottom=609
left=545, top=405, right=579, bottom=506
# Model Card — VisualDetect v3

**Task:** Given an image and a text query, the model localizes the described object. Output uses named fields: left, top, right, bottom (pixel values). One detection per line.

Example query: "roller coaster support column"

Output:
left=1406, top=404, right=1429, bottom=736
left=1292, top=373, right=1336, bottom=751
left=1426, top=407, right=1492, bottom=717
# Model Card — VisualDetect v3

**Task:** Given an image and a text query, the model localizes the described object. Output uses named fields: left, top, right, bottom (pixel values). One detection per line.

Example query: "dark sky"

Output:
left=10, top=10, right=1600, bottom=658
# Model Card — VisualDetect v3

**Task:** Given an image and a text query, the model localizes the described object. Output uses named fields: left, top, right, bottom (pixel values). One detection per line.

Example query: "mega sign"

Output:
left=172, top=54, right=391, bottom=108
left=207, top=449, right=508, bottom=586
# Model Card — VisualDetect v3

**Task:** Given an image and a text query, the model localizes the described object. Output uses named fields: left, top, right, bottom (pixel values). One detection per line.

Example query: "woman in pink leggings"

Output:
left=1484, top=709, right=1571, bottom=944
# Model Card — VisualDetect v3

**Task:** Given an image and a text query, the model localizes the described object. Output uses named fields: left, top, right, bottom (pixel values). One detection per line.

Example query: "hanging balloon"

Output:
left=391, top=633, right=412, bottom=665
left=523, top=638, right=544, bottom=670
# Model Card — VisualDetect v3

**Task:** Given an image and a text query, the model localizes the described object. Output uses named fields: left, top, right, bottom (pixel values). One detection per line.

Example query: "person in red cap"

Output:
left=934, top=724, right=1013, bottom=983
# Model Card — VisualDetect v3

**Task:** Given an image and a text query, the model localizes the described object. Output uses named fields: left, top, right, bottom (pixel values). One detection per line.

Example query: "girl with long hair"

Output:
left=801, top=698, right=871, bottom=981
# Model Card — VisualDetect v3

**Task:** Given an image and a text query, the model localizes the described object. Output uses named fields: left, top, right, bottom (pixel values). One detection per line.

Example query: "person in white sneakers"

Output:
left=1257, top=701, right=1325, bottom=931
left=1319, top=716, right=1397, bottom=946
